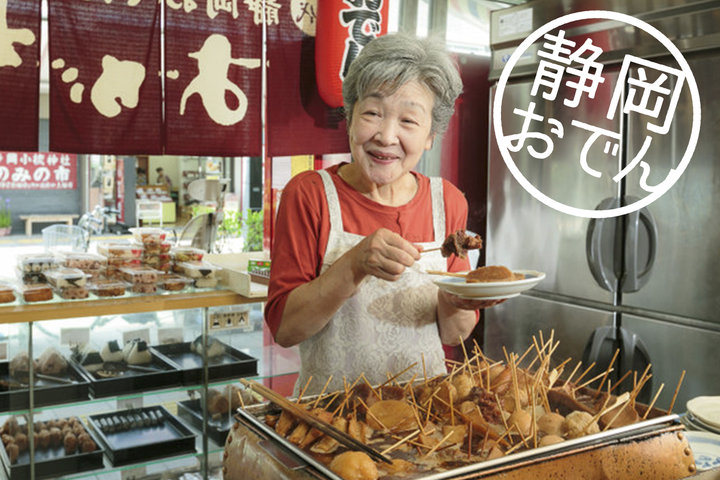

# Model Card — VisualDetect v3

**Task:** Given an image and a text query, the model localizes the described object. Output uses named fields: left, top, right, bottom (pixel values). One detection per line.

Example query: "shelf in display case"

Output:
left=0, top=289, right=266, bottom=324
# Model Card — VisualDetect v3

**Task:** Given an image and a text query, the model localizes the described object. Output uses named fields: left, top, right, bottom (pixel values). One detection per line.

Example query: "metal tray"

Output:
left=151, top=341, right=257, bottom=385
left=88, top=405, right=196, bottom=466
left=177, top=398, right=231, bottom=445
left=236, top=397, right=683, bottom=480
left=72, top=351, right=181, bottom=398
left=0, top=361, right=90, bottom=411
left=0, top=422, right=104, bottom=479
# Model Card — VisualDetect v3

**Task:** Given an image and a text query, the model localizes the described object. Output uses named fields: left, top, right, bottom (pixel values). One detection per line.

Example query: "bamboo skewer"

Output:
left=572, top=361, right=597, bottom=388
left=312, top=375, right=334, bottom=408
left=642, top=383, right=665, bottom=420
left=423, top=431, right=455, bottom=458
left=421, top=353, right=428, bottom=385
left=425, top=270, right=467, bottom=277
left=563, top=361, right=582, bottom=388
left=574, top=368, right=614, bottom=393
left=468, top=422, right=473, bottom=459
left=297, top=376, right=313, bottom=403
left=380, top=363, right=417, bottom=388
left=610, top=370, right=633, bottom=393
left=356, top=398, right=388, bottom=431
left=668, top=370, right=686, bottom=414
left=594, top=349, right=620, bottom=398
left=381, top=429, right=420, bottom=455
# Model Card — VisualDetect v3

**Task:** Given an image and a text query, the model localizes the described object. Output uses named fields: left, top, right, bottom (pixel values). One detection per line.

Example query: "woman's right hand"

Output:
left=347, top=228, right=421, bottom=282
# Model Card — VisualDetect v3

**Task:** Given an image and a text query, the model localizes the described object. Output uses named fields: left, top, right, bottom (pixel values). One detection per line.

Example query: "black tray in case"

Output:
left=0, top=361, right=90, bottom=411
left=151, top=341, right=257, bottom=385
left=73, top=352, right=181, bottom=398
left=176, top=398, right=231, bottom=445
left=88, top=405, right=196, bottom=466
left=0, top=422, right=104, bottom=479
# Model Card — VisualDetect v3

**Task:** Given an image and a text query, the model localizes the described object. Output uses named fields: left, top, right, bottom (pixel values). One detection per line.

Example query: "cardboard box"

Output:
left=205, top=252, right=269, bottom=297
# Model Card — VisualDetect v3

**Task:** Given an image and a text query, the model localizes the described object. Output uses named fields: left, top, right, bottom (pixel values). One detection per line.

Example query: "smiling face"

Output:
left=347, top=80, right=436, bottom=191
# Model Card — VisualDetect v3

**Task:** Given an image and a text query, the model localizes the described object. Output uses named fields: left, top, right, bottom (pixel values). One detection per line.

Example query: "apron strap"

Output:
left=317, top=169, right=344, bottom=234
left=429, top=176, right=445, bottom=245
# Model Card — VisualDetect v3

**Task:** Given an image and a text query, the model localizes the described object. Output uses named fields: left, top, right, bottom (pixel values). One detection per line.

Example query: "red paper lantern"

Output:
left=315, top=0, right=390, bottom=108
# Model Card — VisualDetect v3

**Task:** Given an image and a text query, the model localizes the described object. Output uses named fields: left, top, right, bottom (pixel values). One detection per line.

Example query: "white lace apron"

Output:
left=293, top=170, right=448, bottom=396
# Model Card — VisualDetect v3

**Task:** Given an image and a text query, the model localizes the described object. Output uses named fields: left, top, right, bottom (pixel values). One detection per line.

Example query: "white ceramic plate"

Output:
left=687, top=396, right=720, bottom=430
left=433, top=269, right=545, bottom=299
left=686, top=431, right=720, bottom=471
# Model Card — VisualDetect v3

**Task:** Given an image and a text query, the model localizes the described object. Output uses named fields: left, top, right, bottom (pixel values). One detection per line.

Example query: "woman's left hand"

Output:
left=438, top=289, right=506, bottom=310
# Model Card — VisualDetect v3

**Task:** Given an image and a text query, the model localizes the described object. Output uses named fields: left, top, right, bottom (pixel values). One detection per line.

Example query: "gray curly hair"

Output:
left=342, top=33, right=463, bottom=135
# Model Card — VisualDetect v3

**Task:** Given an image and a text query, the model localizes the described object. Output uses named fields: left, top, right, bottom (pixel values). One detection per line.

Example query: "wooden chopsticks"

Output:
left=239, top=379, right=393, bottom=464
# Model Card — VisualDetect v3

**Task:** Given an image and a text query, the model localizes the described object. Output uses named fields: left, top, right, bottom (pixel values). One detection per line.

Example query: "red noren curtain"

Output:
left=48, top=0, right=162, bottom=154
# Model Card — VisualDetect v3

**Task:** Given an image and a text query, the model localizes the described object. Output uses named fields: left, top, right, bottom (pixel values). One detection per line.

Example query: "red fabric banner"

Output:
left=0, top=151, right=77, bottom=190
left=266, top=0, right=349, bottom=156
left=164, top=1, right=262, bottom=156
left=0, top=0, right=40, bottom=151
left=48, top=0, right=162, bottom=155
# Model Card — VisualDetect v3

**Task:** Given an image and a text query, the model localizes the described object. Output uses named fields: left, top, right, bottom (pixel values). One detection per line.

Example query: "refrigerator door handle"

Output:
left=623, top=198, right=658, bottom=292
left=619, top=326, right=653, bottom=404
left=587, top=197, right=621, bottom=292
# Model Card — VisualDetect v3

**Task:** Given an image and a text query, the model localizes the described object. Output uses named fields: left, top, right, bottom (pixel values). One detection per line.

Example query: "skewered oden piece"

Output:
left=440, top=230, right=483, bottom=259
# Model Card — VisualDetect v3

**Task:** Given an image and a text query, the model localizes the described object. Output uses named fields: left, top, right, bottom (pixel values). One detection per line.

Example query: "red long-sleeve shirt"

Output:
left=264, top=164, right=473, bottom=337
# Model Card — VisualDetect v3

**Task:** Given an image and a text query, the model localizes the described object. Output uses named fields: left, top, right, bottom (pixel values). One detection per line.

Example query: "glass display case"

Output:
left=0, top=290, right=298, bottom=480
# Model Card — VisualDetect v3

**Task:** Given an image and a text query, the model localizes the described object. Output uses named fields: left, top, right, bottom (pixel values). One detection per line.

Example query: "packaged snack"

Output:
left=97, top=242, right=143, bottom=259
left=18, top=283, right=53, bottom=302
left=45, top=268, right=89, bottom=288
left=107, top=257, right=143, bottom=268
left=88, top=280, right=127, bottom=297
left=154, top=262, right=172, bottom=273
left=178, top=261, right=219, bottom=279
left=158, top=275, right=193, bottom=291
left=142, top=253, right=171, bottom=267
left=0, top=282, right=16, bottom=303
left=17, top=253, right=57, bottom=273
left=56, top=286, right=89, bottom=300
left=129, top=227, right=167, bottom=245
left=59, top=252, right=107, bottom=270
left=131, top=283, right=157, bottom=294
left=119, top=267, right=159, bottom=284
left=171, top=247, right=205, bottom=263
left=194, top=277, right=218, bottom=288
left=143, top=241, right=172, bottom=255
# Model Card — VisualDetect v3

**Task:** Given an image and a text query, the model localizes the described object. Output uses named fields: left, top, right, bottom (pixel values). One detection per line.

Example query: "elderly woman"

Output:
left=265, top=33, right=499, bottom=395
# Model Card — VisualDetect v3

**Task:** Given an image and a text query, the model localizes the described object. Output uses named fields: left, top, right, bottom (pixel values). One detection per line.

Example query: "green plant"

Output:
left=243, top=209, right=263, bottom=252
left=218, top=209, right=243, bottom=238
left=0, top=197, right=10, bottom=228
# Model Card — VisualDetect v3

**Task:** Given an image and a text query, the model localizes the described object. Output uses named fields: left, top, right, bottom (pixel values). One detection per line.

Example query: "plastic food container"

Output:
left=107, top=257, right=143, bottom=269
left=55, top=286, right=89, bottom=300
left=45, top=268, right=89, bottom=288
left=88, top=280, right=127, bottom=297
left=0, top=282, right=16, bottom=303
left=119, top=267, right=159, bottom=284
left=17, top=253, right=57, bottom=273
left=143, top=241, right=172, bottom=255
left=129, top=227, right=167, bottom=245
left=178, top=261, right=219, bottom=279
left=158, top=275, right=193, bottom=291
left=143, top=254, right=172, bottom=267
left=172, top=247, right=205, bottom=263
left=18, top=283, right=54, bottom=302
left=59, top=252, right=107, bottom=270
left=97, top=242, right=144, bottom=259
left=194, top=277, right=218, bottom=288
left=131, top=283, right=157, bottom=294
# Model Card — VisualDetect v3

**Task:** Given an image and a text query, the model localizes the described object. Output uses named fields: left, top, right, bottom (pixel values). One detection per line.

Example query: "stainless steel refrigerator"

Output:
left=484, top=0, right=720, bottom=410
